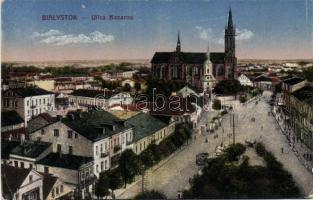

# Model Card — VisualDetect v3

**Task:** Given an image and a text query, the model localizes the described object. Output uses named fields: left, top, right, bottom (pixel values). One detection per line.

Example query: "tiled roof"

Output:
left=292, top=86, right=313, bottom=106
left=151, top=52, right=207, bottom=64
left=126, top=112, right=168, bottom=142
left=41, top=173, right=58, bottom=199
left=4, top=87, right=53, bottom=97
left=10, top=141, right=52, bottom=158
left=69, top=89, right=116, bottom=99
left=210, top=52, right=225, bottom=64
left=36, top=153, right=93, bottom=170
left=1, top=140, right=20, bottom=159
left=1, top=111, right=24, bottom=127
left=283, top=77, right=305, bottom=85
left=2, top=165, right=32, bottom=194
left=61, top=110, right=132, bottom=141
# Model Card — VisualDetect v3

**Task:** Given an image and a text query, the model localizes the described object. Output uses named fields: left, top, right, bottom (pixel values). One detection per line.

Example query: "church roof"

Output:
left=151, top=52, right=207, bottom=64
left=210, top=52, right=225, bottom=64
left=151, top=52, right=225, bottom=64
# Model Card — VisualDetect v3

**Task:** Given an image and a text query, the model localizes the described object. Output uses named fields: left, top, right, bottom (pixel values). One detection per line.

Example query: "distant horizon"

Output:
left=2, top=0, right=313, bottom=62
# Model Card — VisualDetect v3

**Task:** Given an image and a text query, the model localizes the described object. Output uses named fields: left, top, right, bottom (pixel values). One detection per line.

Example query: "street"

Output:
left=117, top=91, right=313, bottom=198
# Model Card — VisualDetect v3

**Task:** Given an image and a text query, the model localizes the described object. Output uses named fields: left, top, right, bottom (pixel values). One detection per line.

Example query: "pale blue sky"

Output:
left=2, top=0, right=313, bottom=61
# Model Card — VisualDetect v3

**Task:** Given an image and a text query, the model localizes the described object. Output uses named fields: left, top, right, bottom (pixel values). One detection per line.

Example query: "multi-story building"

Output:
left=29, top=110, right=133, bottom=177
left=68, top=89, right=133, bottom=109
left=2, top=87, right=55, bottom=123
left=1, top=110, right=27, bottom=141
left=126, top=112, right=175, bottom=155
left=2, top=165, right=44, bottom=200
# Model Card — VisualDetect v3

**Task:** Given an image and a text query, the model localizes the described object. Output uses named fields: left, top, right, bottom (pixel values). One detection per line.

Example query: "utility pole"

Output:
left=232, top=112, right=235, bottom=144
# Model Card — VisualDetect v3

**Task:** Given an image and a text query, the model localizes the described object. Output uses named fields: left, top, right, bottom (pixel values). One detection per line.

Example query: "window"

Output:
left=14, top=161, right=18, bottom=167
left=101, top=161, right=104, bottom=171
left=29, top=175, right=33, bottom=182
left=67, top=130, right=73, bottom=138
left=57, top=144, right=61, bottom=153
left=44, top=166, right=49, bottom=173
left=105, top=160, right=107, bottom=169
left=54, top=129, right=59, bottom=137
left=96, top=165, right=99, bottom=173
left=39, top=99, right=41, bottom=105
left=56, top=187, right=59, bottom=195
left=75, top=133, right=78, bottom=138
left=69, top=146, right=73, bottom=155
left=96, top=146, right=98, bottom=155
left=100, top=144, right=103, bottom=153
left=27, top=100, right=29, bottom=106
left=52, top=189, right=55, bottom=197
left=60, top=185, right=64, bottom=193
left=21, top=162, right=24, bottom=168
left=29, top=164, right=33, bottom=169
left=41, top=129, right=45, bottom=135
left=43, top=99, right=46, bottom=104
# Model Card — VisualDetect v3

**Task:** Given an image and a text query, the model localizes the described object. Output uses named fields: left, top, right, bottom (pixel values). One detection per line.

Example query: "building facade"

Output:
left=151, top=9, right=237, bottom=91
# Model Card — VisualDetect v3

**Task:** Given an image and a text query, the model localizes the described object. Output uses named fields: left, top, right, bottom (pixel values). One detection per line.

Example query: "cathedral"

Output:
left=151, top=8, right=237, bottom=92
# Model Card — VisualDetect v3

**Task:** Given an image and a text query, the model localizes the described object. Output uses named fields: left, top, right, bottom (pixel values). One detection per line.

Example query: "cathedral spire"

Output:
left=227, top=7, right=233, bottom=29
left=176, top=31, right=181, bottom=53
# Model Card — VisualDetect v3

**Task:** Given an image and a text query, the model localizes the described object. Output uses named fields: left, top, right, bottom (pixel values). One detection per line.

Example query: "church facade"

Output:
left=151, top=9, right=237, bottom=92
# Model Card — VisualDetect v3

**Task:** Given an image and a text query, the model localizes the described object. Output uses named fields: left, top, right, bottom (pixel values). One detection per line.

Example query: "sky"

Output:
left=2, top=0, right=313, bottom=62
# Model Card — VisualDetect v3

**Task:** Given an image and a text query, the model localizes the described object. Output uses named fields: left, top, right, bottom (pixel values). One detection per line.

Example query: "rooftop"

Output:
left=1, top=110, right=24, bottom=127
left=126, top=112, right=168, bottom=142
left=69, top=89, right=116, bottom=99
left=61, top=110, right=132, bottom=141
left=151, top=52, right=225, bottom=64
left=36, top=153, right=93, bottom=170
left=283, top=77, right=305, bottom=85
left=292, top=86, right=313, bottom=106
left=4, top=87, right=53, bottom=97
left=2, top=165, right=32, bottom=194
left=10, top=141, right=52, bottom=158
left=1, top=140, right=20, bottom=159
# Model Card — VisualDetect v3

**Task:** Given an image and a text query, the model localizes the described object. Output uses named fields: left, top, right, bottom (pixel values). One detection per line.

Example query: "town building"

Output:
left=125, top=112, right=175, bottom=154
left=237, top=74, right=254, bottom=87
left=2, top=164, right=44, bottom=200
left=1, top=111, right=27, bottom=141
left=151, top=9, right=237, bottom=91
left=29, top=110, right=133, bottom=177
left=2, top=87, right=55, bottom=123
left=68, top=89, right=133, bottom=109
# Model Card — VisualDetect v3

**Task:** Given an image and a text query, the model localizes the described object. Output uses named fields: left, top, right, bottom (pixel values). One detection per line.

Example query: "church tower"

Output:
left=202, top=43, right=216, bottom=92
left=176, top=31, right=181, bottom=53
left=224, top=8, right=237, bottom=79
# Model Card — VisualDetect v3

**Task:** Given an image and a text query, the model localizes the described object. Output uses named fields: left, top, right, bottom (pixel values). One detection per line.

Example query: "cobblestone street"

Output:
left=117, top=92, right=313, bottom=198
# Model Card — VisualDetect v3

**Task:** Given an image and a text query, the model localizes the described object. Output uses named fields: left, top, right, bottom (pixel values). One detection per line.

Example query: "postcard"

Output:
left=1, top=0, right=313, bottom=199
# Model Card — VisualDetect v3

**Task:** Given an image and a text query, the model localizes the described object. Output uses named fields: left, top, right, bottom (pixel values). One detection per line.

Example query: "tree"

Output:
left=95, top=172, right=110, bottom=199
left=122, top=83, right=131, bottom=92
left=119, top=149, right=142, bottom=187
left=212, top=99, right=222, bottom=110
left=134, top=82, right=141, bottom=91
left=302, top=66, right=313, bottom=82
left=134, top=190, right=167, bottom=199
left=213, top=80, right=242, bottom=95
left=108, top=169, right=123, bottom=199
left=225, top=143, right=246, bottom=161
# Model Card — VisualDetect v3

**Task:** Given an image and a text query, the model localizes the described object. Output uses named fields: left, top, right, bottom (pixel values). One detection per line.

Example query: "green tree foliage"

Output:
left=212, top=99, right=222, bottom=110
left=302, top=66, right=313, bottom=82
left=107, top=169, right=123, bottom=198
left=94, top=172, right=110, bottom=199
left=213, top=80, right=243, bottom=95
left=184, top=143, right=301, bottom=199
left=119, top=149, right=142, bottom=187
left=122, top=83, right=131, bottom=92
left=134, top=190, right=167, bottom=199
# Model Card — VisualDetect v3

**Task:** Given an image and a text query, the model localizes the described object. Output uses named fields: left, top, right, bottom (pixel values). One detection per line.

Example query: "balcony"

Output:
left=100, top=152, right=109, bottom=158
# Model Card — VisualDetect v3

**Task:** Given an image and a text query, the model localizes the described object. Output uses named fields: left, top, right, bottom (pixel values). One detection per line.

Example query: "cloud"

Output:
left=81, top=4, right=86, bottom=9
left=32, top=30, right=115, bottom=46
left=195, top=26, right=254, bottom=45
left=195, top=26, right=213, bottom=41
left=31, top=29, right=63, bottom=39
left=236, top=28, right=254, bottom=40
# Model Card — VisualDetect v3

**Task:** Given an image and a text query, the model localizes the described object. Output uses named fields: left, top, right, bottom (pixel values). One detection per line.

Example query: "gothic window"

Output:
left=217, top=65, right=224, bottom=76
left=173, top=65, right=178, bottom=79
